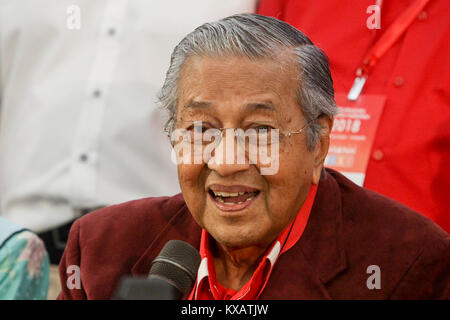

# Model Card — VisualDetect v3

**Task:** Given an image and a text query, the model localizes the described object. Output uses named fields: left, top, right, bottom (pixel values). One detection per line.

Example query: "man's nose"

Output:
left=206, top=130, right=250, bottom=176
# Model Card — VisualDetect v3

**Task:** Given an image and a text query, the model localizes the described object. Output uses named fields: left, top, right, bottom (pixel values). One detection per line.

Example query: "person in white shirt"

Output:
left=0, top=0, right=257, bottom=263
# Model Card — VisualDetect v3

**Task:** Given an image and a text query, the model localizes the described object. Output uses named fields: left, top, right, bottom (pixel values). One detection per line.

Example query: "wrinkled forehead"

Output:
left=176, top=53, right=301, bottom=118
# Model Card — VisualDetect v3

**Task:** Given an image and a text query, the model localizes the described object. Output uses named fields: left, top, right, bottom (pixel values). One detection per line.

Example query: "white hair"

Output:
left=158, top=14, right=337, bottom=149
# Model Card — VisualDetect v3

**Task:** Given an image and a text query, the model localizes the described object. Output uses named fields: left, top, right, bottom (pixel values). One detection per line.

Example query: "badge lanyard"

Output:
left=327, top=0, right=431, bottom=186
left=348, top=0, right=431, bottom=100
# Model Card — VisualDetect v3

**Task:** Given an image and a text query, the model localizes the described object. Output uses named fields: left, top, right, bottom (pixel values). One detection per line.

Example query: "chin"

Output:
left=211, top=226, right=264, bottom=249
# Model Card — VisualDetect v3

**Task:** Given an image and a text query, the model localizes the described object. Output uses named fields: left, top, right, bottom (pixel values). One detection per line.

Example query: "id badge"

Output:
left=324, top=93, right=385, bottom=186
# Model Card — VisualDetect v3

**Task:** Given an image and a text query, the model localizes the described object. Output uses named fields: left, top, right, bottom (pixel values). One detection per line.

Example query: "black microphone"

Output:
left=113, top=240, right=201, bottom=300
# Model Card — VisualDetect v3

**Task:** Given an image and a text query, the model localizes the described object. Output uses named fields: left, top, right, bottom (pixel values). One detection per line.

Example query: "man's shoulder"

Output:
left=80, top=194, right=187, bottom=226
left=327, top=169, right=450, bottom=298
left=330, top=169, right=449, bottom=248
left=74, top=194, right=192, bottom=254
left=59, top=194, right=201, bottom=299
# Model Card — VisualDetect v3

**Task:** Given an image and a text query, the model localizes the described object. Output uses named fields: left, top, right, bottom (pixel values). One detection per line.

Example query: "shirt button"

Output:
left=394, top=77, right=404, bottom=87
left=92, top=89, right=101, bottom=98
left=107, top=28, right=116, bottom=36
left=372, top=149, right=384, bottom=161
left=417, top=11, right=427, bottom=21
left=79, top=154, right=88, bottom=162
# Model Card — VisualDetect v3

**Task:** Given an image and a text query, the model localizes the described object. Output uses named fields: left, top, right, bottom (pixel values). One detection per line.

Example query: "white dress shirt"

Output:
left=0, top=0, right=257, bottom=232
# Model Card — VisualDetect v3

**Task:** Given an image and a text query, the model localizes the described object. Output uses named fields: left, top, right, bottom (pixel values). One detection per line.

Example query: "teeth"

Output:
left=213, top=191, right=247, bottom=197
left=214, top=195, right=256, bottom=205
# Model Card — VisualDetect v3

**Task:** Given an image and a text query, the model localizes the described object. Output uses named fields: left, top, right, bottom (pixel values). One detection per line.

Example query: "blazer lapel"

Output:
left=260, top=169, right=347, bottom=299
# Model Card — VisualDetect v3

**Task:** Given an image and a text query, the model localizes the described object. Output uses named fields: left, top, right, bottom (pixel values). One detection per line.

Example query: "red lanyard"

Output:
left=348, top=0, right=431, bottom=100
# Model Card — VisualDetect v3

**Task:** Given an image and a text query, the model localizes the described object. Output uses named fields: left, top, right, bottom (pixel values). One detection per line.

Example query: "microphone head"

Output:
left=149, top=240, right=201, bottom=296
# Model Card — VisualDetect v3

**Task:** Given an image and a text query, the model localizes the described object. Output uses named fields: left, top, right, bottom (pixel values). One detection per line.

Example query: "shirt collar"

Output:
left=189, top=184, right=318, bottom=300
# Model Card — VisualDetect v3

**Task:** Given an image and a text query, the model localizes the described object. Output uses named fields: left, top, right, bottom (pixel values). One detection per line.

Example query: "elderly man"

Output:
left=58, top=14, right=449, bottom=300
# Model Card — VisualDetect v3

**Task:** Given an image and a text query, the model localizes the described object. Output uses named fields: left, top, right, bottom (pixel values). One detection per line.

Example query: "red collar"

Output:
left=188, top=184, right=318, bottom=300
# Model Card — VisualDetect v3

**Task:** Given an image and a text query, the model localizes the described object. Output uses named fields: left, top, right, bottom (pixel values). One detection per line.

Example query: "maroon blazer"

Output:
left=57, top=169, right=450, bottom=299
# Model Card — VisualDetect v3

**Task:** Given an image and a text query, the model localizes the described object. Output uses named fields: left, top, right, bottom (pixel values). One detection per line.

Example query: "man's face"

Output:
left=175, top=53, right=328, bottom=250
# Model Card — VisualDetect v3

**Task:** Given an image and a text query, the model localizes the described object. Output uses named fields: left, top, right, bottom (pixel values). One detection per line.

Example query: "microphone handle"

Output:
left=112, top=276, right=182, bottom=300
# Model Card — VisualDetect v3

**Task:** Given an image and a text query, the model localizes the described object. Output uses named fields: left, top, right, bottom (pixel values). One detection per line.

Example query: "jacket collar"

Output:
left=260, top=169, right=347, bottom=299
left=131, top=169, right=347, bottom=299
left=300, top=168, right=347, bottom=284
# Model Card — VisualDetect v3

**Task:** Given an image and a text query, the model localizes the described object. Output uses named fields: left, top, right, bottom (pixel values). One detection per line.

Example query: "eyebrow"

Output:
left=244, top=102, right=276, bottom=112
left=184, top=101, right=212, bottom=109
left=184, top=100, right=276, bottom=112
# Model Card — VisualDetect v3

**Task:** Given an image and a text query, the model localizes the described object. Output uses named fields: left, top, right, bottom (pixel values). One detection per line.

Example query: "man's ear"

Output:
left=312, top=116, right=333, bottom=185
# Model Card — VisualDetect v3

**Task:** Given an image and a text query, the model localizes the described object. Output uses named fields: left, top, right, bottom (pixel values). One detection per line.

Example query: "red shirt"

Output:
left=258, top=0, right=450, bottom=233
left=188, top=184, right=318, bottom=300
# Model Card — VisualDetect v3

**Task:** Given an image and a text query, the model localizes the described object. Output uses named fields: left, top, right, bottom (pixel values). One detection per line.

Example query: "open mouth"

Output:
left=207, top=185, right=260, bottom=212
left=208, top=190, right=259, bottom=204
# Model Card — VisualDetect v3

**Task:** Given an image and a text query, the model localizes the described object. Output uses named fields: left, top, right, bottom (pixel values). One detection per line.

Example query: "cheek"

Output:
left=263, top=146, right=314, bottom=217
left=265, top=141, right=314, bottom=186
left=178, top=162, right=203, bottom=184
left=178, top=164, right=205, bottom=204
left=178, top=163, right=207, bottom=215
left=283, top=138, right=315, bottom=177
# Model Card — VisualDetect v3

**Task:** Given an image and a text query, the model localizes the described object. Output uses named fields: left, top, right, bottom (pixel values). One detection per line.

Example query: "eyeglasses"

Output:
left=166, top=117, right=318, bottom=148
